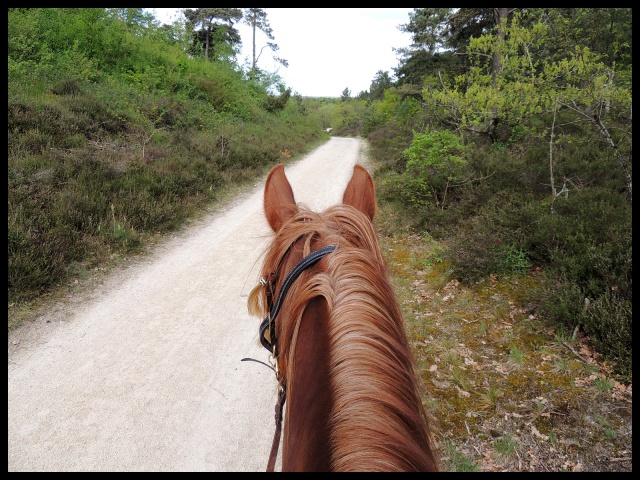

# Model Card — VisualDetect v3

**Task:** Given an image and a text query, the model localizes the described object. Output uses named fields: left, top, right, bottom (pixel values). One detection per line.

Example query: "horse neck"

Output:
left=279, top=247, right=438, bottom=471
left=324, top=250, right=438, bottom=471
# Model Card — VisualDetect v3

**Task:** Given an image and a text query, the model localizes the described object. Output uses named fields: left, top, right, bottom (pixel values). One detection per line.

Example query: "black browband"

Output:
left=259, top=246, right=338, bottom=355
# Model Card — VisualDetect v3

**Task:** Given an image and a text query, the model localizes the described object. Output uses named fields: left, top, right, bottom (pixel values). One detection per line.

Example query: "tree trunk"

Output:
left=205, top=25, right=211, bottom=60
left=488, top=8, right=510, bottom=142
left=491, top=8, right=509, bottom=81
left=251, top=12, right=257, bottom=79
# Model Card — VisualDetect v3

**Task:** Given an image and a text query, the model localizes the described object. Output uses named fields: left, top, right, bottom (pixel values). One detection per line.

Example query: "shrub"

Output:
left=581, top=292, right=632, bottom=378
left=51, top=78, right=82, bottom=96
left=401, top=130, right=468, bottom=209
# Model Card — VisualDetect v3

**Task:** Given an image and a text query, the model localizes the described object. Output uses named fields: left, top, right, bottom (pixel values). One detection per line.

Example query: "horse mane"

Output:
left=248, top=203, right=439, bottom=471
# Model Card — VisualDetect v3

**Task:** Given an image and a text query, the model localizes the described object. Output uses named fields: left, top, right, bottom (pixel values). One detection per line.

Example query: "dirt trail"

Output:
left=8, top=137, right=369, bottom=471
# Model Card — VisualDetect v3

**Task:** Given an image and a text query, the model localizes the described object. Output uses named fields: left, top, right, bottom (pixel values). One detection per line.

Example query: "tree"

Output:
left=421, top=12, right=632, bottom=199
left=394, top=8, right=458, bottom=88
left=368, top=70, right=393, bottom=101
left=341, top=87, right=351, bottom=101
left=396, top=8, right=453, bottom=54
left=530, top=8, right=632, bottom=70
left=402, top=129, right=468, bottom=209
left=108, top=8, right=157, bottom=34
left=242, top=8, right=288, bottom=79
left=263, top=84, right=291, bottom=113
left=393, top=8, right=519, bottom=88
left=183, top=8, right=242, bottom=61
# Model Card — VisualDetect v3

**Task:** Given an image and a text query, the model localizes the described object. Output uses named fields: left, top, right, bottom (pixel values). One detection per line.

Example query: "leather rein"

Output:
left=243, top=245, right=337, bottom=471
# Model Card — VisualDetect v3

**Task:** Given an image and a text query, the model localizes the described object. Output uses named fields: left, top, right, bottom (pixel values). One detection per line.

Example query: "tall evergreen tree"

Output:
left=393, top=8, right=520, bottom=87
left=242, top=8, right=288, bottom=79
left=184, top=8, right=242, bottom=61
left=368, top=70, right=393, bottom=101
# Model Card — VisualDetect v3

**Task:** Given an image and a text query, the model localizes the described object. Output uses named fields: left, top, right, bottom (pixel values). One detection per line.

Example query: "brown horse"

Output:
left=248, top=163, right=439, bottom=471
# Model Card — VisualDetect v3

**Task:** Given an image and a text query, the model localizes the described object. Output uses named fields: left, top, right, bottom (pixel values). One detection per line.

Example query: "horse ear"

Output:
left=264, top=163, right=298, bottom=232
left=342, top=164, right=376, bottom=221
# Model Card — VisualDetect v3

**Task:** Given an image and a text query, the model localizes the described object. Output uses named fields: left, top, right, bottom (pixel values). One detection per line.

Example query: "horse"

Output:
left=248, top=163, right=439, bottom=471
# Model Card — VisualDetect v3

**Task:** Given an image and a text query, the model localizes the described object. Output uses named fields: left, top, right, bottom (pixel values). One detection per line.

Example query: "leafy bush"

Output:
left=494, top=245, right=531, bottom=274
left=400, top=129, right=468, bottom=208
left=263, top=87, right=291, bottom=113
left=581, top=292, right=632, bottom=378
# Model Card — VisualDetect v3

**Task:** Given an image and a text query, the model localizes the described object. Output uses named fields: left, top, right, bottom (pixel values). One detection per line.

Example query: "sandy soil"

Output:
left=8, top=137, right=369, bottom=472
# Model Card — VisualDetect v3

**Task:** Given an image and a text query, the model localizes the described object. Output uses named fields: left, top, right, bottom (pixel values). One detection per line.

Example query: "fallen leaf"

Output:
left=456, top=387, right=471, bottom=397
left=531, top=425, right=548, bottom=440
left=464, top=356, right=478, bottom=366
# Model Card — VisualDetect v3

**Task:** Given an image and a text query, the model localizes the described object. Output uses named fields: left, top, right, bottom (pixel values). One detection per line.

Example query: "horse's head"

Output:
left=248, top=163, right=381, bottom=378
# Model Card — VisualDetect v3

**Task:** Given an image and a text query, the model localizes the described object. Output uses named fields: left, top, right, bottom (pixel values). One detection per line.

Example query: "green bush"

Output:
left=400, top=129, right=468, bottom=208
left=494, top=244, right=531, bottom=274
left=581, top=292, right=632, bottom=378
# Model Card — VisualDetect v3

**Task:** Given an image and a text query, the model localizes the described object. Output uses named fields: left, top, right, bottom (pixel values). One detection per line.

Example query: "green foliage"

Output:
left=8, top=8, right=326, bottom=307
left=367, top=9, right=633, bottom=377
left=373, top=114, right=631, bottom=379
left=263, top=87, right=291, bottom=113
left=325, top=98, right=368, bottom=137
left=183, top=8, right=243, bottom=61
left=368, top=70, right=394, bottom=101
left=441, top=439, right=480, bottom=472
left=362, top=90, right=423, bottom=136
left=581, top=292, right=632, bottom=378
left=403, top=130, right=466, bottom=178
left=390, top=129, right=468, bottom=209
left=532, top=8, right=632, bottom=69
left=8, top=8, right=632, bottom=381
left=394, top=8, right=480, bottom=87
left=98, top=204, right=140, bottom=250
left=421, top=11, right=632, bottom=176
left=494, top=434, right=518, bottom=456
left=508, top=347, right=524, bottom=365
left=594, top=377, right=614, bottom=394
left=494, top=245, right=531, bottom=274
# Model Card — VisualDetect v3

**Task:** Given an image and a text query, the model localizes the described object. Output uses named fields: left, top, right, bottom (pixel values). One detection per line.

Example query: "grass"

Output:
left=595, top=378, right=614, bottom=394
left=8, top=114, right=329, bottom=332
left=494, top=434, right=518, bottom=457
left=508, top=346, right=524, bottom=365
left=441, top=439, right=480, bottom=472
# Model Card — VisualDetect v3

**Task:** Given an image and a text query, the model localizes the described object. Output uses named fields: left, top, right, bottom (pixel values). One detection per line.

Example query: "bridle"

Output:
left=245, top=245, right=338, bottom=471
left=258, top=245, right=338, bottom=358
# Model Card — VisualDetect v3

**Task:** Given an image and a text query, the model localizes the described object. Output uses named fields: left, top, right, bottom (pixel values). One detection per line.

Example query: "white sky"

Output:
left=147, top=8, right=415, bottom=98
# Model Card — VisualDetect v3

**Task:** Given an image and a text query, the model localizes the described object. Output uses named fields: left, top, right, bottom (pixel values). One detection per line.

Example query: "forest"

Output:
left=8, top=10, right=632, bottom=469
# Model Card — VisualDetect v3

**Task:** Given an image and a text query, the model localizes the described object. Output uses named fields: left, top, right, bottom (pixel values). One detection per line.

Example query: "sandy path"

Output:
left=8, top=137, right=369, bottom=471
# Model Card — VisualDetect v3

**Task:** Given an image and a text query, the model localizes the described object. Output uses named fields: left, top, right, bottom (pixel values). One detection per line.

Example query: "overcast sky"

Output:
left=148, top=8, right=415, bottom=98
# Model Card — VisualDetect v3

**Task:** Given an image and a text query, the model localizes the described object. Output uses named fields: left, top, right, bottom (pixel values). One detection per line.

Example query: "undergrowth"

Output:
left=374, top=211, right=632, bottom=472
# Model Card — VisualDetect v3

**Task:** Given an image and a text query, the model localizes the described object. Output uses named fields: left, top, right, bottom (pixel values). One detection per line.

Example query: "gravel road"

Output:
left=8, top=137, right=369, bottom=471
